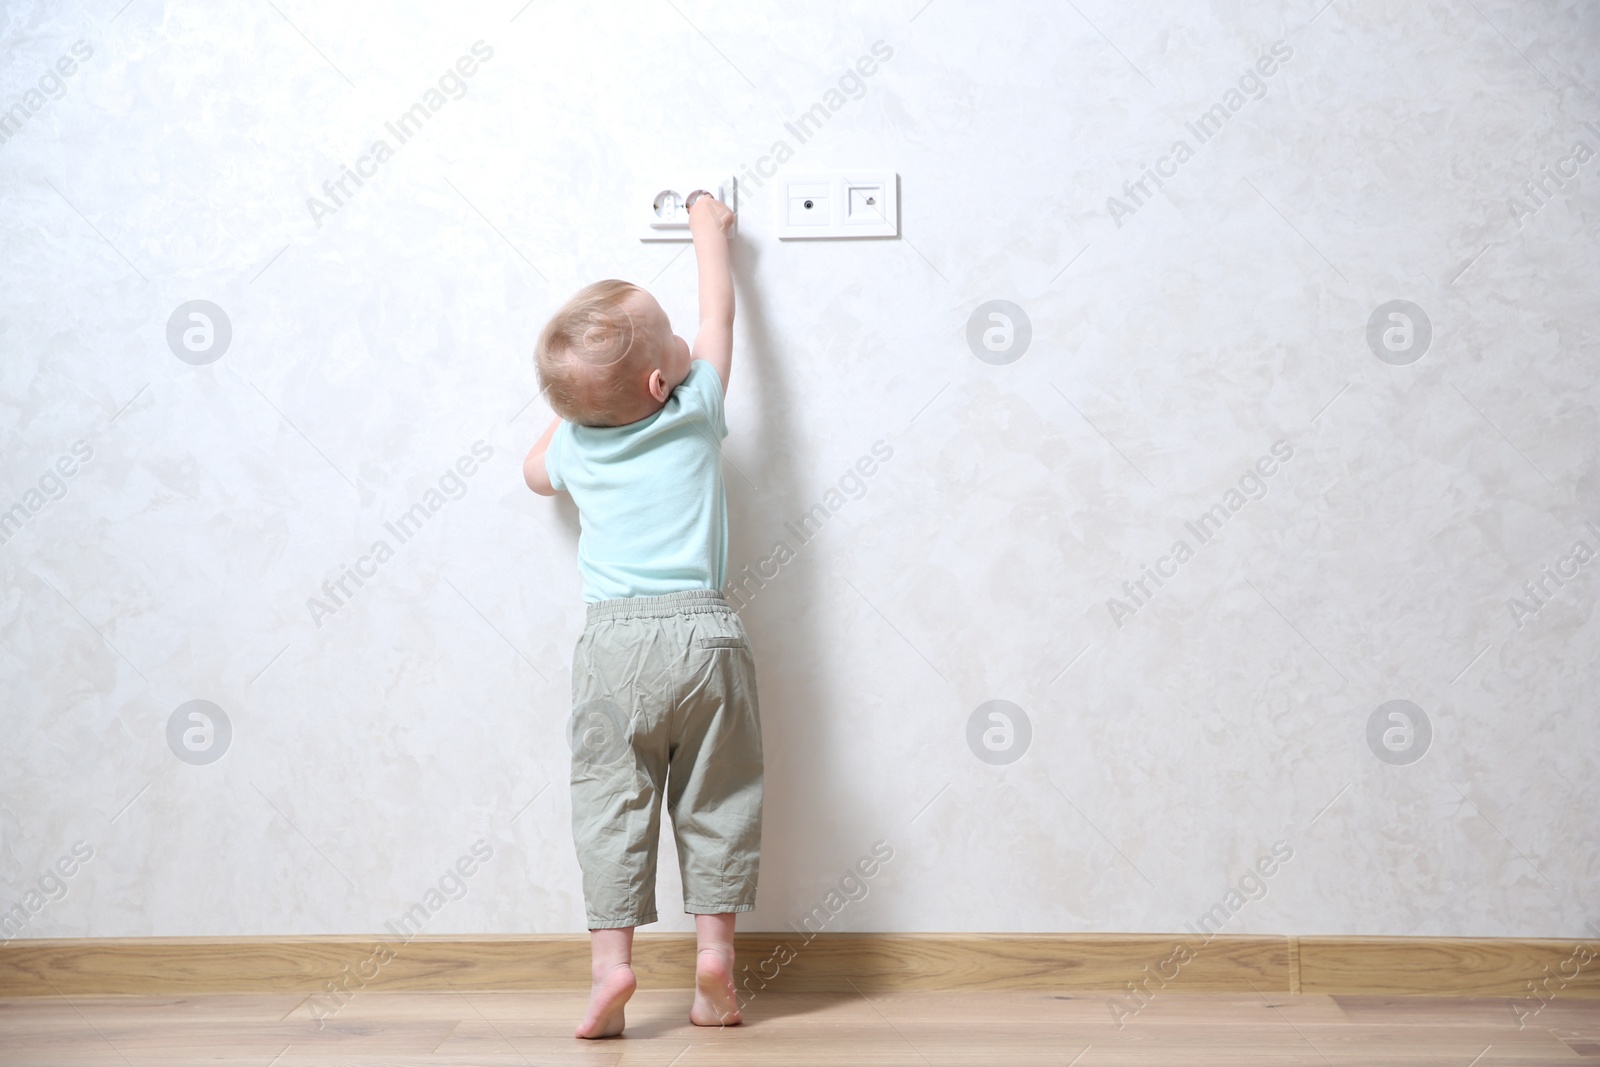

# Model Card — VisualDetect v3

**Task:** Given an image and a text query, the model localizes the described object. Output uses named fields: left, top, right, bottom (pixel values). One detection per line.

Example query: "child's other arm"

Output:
left=687, top=194, right=735, bottom=393
left=523, top=415, right=561, bottom=496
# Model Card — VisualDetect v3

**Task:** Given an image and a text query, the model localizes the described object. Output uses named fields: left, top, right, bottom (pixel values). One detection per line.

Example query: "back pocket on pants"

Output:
left=695, top=636, right=747, bottom=650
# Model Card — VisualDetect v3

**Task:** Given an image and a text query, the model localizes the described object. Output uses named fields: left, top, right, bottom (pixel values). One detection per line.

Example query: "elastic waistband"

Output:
left=586, top=588, right=731, bottom=625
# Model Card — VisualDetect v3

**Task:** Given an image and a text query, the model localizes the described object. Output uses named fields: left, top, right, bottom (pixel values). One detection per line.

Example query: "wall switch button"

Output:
left=847, top=184, right=885, bottom=222
left=775, top=172, right=898, bottom=239
left=787, top=182, right=832, bottom=227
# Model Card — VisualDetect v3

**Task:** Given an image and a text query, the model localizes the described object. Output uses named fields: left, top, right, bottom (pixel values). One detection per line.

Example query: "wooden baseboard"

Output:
left=2, top=932, right=1597, bottom=999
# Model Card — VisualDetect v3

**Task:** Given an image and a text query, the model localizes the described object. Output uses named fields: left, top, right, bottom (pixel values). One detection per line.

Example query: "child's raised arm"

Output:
left=523, top=414, right=561, bottom=496
left=687, top=194, right=735, bottom=393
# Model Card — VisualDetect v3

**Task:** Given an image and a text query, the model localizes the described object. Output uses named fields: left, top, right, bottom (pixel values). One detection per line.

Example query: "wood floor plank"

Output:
left=2, top=989, right=1597, bottom=1064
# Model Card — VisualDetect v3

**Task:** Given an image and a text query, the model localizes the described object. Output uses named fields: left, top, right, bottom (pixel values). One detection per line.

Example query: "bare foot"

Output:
left=575, top=963, right=636, bottom=1039
left=690, top=948, right=741, bottom=1026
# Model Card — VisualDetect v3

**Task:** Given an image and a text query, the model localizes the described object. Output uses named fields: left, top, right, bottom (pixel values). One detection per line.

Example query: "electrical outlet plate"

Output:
left=774, top=172, right=898, bottom=239
left=639, top=177, right=737, bottom=241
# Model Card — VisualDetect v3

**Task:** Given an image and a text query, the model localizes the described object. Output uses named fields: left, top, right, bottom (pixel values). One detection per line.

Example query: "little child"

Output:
left=522, top=194, right=762, bottom=1039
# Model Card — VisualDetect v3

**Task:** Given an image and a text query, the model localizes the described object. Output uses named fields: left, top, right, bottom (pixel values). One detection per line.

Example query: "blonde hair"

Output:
left=535, top=279, right=656, bottom=427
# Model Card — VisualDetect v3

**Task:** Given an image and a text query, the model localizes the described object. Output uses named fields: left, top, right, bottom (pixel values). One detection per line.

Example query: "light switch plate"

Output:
left=774, top=172, right=898, bottom=239
left=639, top=177, right=737, bottom=241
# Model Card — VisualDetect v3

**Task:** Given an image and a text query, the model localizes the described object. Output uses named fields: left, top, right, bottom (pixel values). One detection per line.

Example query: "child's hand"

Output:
left=688, top=193, right=734, bottom=236
left=686, top=192, right=735, bottom=393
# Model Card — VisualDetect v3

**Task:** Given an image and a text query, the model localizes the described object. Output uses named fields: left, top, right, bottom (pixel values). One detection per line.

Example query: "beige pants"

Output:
left=568, top=589, right=763, bottom=929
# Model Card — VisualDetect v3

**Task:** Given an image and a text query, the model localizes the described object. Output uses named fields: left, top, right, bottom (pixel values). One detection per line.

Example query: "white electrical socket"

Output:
left=639, top=178, right=737, bottom=241
left=774, top=172, right=898, bottom=239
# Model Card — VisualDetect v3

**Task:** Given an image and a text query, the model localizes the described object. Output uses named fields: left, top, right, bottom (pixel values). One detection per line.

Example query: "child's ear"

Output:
left=647, top=368, right=669, bottom=402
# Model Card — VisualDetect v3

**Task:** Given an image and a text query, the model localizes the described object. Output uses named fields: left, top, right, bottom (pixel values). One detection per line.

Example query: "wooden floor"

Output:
left=2, top=988, right=1597, bottom=1064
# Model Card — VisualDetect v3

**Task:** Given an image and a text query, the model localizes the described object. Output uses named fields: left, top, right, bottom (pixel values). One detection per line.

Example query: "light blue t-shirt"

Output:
left=545, top=359, right=729, bottom=603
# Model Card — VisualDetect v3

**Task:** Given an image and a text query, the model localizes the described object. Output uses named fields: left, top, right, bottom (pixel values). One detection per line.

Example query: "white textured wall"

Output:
left=1, top=0, right=1596, bottom=943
